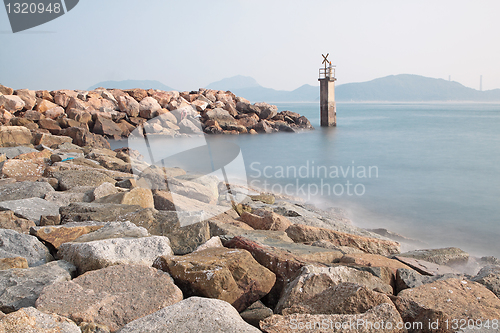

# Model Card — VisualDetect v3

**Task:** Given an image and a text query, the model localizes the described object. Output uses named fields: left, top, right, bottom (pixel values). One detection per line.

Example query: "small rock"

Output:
left=194, top=236, right=223, bottom=252
left=35, top=264, right=183, bottom=331
left=58, top=236, right=173, bottom=273
left=0, top=261, right=75, bottom=312
left=240, top=300, right=274, bottom=328
left=0, top=228, right=53, bottom=267
left=240, top=210, right=292, bottom=231
left=116, top=297, right=261, bottom=333
left=0, top=307, right=80, bottom=332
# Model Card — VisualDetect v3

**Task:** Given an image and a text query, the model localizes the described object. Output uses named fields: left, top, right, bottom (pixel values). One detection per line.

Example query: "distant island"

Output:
left=90, top=74, right=500, bottom=103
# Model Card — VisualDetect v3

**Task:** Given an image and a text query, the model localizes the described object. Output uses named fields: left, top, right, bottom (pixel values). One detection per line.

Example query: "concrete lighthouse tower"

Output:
left=319, top=54, right=337, bottom=127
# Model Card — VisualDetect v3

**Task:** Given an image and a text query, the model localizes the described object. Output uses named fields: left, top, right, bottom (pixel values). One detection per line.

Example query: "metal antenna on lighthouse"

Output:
left=322, top=53, right=329, bottom=71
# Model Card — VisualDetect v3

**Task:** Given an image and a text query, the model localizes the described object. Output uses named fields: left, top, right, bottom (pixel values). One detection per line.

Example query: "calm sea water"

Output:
left=114, top=102, right=500, bottom=258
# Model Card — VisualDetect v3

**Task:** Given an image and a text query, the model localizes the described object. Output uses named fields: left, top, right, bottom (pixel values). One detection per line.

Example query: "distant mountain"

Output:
left=88, top=80, right=174, bottom=91
left=206, top=75, right=260, bottom=90
left=336, top=74, right=500, bottom=102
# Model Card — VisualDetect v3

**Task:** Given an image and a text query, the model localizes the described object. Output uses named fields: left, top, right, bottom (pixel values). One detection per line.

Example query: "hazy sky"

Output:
left=1, top=0, right=499, bottom=92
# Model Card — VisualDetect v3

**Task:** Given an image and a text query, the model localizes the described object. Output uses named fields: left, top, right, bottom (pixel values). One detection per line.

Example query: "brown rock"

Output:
left=95, top=187, right=154, bottom=208
left=285, top=224, right=400, bottom=256
left=32, top=133, right=73, bottom=148
left=44, top=106, right=65, bottom=119
left=35, top=99, right=58, bottom=113
left=0, top=84, right=13, bottom=95
left=67, top=97, right=91, bottom=111
left=124, top=88, right=148, bottom=102
left=0, top=307, right=81, bottom=332
left=0, top=210, right=36, bottom=234
left=38, top=118, right=62, bottom=134
left=389, top=295, right=447, bottom=333
left=275, top=265, right=393, bottom=314
left=0, top=257, right=29, bottom=270
left=39, top=215, right=61, bottom=226
left=0, top=159, right=45, bottom=180
left=29, top=224, right=104, bottom=249
left=53, top=90, right=77, bottom=108
left=35, top=264, right=183, bottom=331
left=116, top=119, right=136, bottom=137
left=261, top=303, right=404, bottom=333
left=150, top=91, right=173, bottom=108
left=0, top=95, right=25, bottom=112
left=36, top=90, right=54, bottom=102
left=255, top=119, right=273, bottom=133
left=93, top=115, right=123, bottom=138
left=139, top=96, right=162, bottom=119
left=14, top=89, right=37, bottom=110
left=117, top=95, right=140, bottom=117
left=153, top=247, right=276, bottom=312
left=0, top=126, right=32, bottom=147
left=59, top=126, right=111, bottom=149
left=283, top=282, right=394, bottom=316
left=152, top=190, right=175, bottom=210
left=398, top=278, right=500, bottom=328
left=240, top=210, right=292, bottom=231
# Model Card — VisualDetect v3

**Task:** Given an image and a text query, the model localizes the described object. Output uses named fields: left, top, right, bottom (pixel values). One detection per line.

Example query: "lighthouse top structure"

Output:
left=319, top=53, right=336, bottom=81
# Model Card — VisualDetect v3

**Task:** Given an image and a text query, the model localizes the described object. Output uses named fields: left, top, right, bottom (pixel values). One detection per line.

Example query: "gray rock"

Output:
left=60, top=202, right=144, bottom=223
left=472, top=265, right=500, bottom=298
left=0, top=146, right=37, bottom=159
left=52, top=170, right=117, bottom=191
left=395, top=268, right=467, bottom=294
left=72, top=221, right=149, bottom=242
left=58, top=236, right=173, bottom=273
left=0, top=228, right=53, bottom=266
left=36, top=264, right=183, bottom=332
left=165, top=220, right=211, bottom=255
left=0, top=306, right=80, bottom=332
left=397, top=247, right=469, bottom=266
left=240, top=300, right=273, bottom=328
left=0, top=260, right=75, bottom=313
left=91, top=182, right=119, bottom=201
left=0, top=181, right=55, bottom=202
left=116, top=297, right=261, bottom=333
left=0, top=197, right=62, bottom=225
left=44, top=191, right=87, bottom=206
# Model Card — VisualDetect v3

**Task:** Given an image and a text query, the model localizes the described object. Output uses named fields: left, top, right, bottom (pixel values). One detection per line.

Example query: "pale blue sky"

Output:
left=1, top=0, right=499, bottom=91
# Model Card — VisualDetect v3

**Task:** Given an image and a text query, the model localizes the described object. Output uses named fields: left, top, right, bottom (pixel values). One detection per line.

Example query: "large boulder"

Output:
left=275, top=265, right=392, bottom=314
left=0, top=307, right=80, bottom=332
left=0, top=126, right=32, bottom=147
left=261, top=303, right=404, bottom=333
left=58, top=236, right=173, bottom=274
left=240, top=210, right=292, bottom=231
left=154, top=247, right=276, bottom=312
left=0, top=95, right=25, bottom=112
left=117, top=297, right=261, bottom=333
left=0, top=197, right=61, bottom=224
left=285, top=224, right=400, bottom=256
left=0, top=210, right=36, bottom=234
left=396, top=247, right=469, bottom=266
left=0, top=260, right=75, bottom=313
left=35, top=264, right=183, bottom=331
left=0, top=228, right=53, bottom=267
left=52, top=170, right=116, bottom=190
left=398, top=278, right=500, bottom=329
left=0, top=181, right=54, bottom=202
left=472, top=265, right=500, bottom=298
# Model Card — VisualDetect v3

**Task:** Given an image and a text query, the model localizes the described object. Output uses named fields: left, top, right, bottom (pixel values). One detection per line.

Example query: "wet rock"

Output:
left=397, top=247, right=469, bottom=266
left=0, top=210, right=36, bottom=234
left=0, top=181, right=54, bottom=202
left=35, top=264, right=183, bottom=331
left=0, top=260, right=75, bottom=312
left=275, top=265, right=393, bottom=314
left=0, top=257, right=28, bottom=270
left=58, top=236, right=172, bottom=273
left=0, top=197, right=61, bottom=224
left=240, top=210, right=292, bottom=231
left=29, top=222, right=105, bottom=249
left=0, top=306, right=80, bottom=332
left=117, top=296, right=261, bottom=333
left=154, top=247, right=276, bottom=312
left=52, top=170, right=116, bottom=190
left=261, top=303, right=404, bottom=333
left=285, top=224, right=400, bottom=256
left=472, top=265, right=500, bottom=298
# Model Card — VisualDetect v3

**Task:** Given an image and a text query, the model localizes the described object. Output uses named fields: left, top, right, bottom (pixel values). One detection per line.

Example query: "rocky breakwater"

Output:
left=0, top=84, right=313, bottom=148
left=0, top=129, right=500, bottom=330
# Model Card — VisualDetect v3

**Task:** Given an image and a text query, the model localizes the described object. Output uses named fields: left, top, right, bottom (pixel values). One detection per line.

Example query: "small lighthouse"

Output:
left=318, top=53, right=337, bottom=127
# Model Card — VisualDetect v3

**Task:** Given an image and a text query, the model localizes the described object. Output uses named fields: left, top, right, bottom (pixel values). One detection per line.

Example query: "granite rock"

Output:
left=0, top=306, right=80, bottom=332
left=0, top=228, right=53, bottom=266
